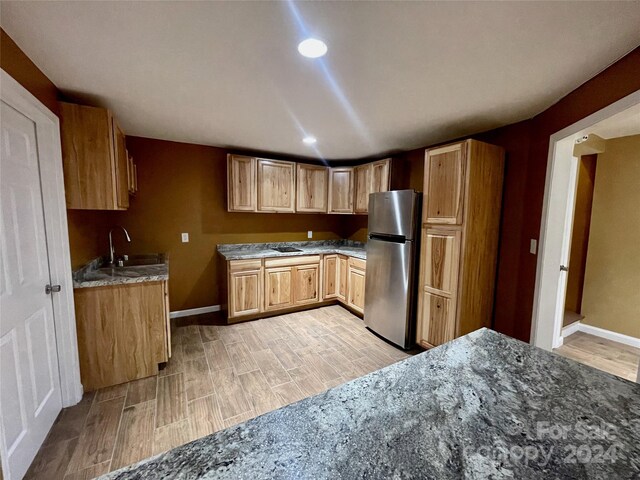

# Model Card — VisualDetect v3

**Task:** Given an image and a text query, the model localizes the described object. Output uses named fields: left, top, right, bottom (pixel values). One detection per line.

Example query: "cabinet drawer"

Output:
left=348, top=257, right=366, bottom=270
left=229, top=259, right=262, bottom=272
left=265, top=255, right=320, bottom=268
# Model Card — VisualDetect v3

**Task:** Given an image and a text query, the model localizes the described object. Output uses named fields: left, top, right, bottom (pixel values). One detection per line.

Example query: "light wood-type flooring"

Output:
left=554, top=331, right=639, bottom=381
left=25, top=305, right=412, bottom=479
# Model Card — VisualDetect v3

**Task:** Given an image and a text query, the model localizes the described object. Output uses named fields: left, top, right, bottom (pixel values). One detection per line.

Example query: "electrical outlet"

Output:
left=307, top=231, right=313, bottom=239
left=530, top=239, right=537, bottom=255
left=181, top=233, right=189, bottom=243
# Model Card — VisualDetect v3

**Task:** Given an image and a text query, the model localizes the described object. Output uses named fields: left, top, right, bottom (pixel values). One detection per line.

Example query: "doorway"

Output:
left=531, top=90, right=640, bottom=379
left=0, top=70, right=81, bottom=480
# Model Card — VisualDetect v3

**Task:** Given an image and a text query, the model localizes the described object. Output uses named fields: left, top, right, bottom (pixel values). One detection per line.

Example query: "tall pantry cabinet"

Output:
left=416, top=139, right=505, bottom=349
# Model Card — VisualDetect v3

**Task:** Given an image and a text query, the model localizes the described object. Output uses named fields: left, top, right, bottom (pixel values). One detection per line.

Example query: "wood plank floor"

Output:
left=554, top=331, right=640, bottom=381
left=26, top=305, right=412, bottom=479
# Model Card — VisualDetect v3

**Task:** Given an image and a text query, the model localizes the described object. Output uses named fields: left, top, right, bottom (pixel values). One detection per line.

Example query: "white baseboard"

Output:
left=170, top=305, right=221, bottom=319
left=561, top=321, right=640, bottom=349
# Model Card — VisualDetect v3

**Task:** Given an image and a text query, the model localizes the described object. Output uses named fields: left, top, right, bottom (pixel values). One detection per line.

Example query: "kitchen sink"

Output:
left=99, top=253, right=165, bottom=268
left=271, top=246, right=303, bottom=253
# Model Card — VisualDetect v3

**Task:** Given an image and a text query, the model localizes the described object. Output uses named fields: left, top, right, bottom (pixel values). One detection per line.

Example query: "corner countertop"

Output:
left=73, top=254, right=169, bottom=289
left=217, top=240, right=367, bottom=261
left=99, top=328, right=640, bottom=479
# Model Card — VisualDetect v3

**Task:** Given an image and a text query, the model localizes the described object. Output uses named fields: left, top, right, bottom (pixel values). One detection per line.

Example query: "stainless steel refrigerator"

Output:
left=364, top=190, right=421, bottom=349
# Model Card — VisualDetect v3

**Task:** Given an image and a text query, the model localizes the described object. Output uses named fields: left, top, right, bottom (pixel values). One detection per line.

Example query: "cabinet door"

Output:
left=347, top=265, right=366, bottom=314
left=370, top=159, right=391, bottom=194
left=294, top=264, right=320, bottom=305
left=424, top=143, right=466, bottom=224
left=264, top=266, right=294, bottom=310
left=323, top=255, right=339, bottom=300
left=257, top=159, right=295, bottom=212
left=422, top=227, right=461, bottom=297
left=60, top=103, right=119, bottom=210
left=112, top=119, right=129, bottom=209
left=417, top=291, right=455, bottom=348
left=354, top=164, right=371, bottom=213
left=338, top=255, right=348, bottom=301
left=229, top=268, right=263, bottom=317
left=296, top=164, right=328, bottom=213
left=328, top=167, right=354, bottom=214
left=227, top=155, right=256, bottom=212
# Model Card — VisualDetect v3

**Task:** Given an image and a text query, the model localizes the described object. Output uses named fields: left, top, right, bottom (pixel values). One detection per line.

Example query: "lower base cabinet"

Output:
left=74, top=280, right=170, bottom=391
left=417, top=290, right=455, bottom=347
left=347, top=257, right=366, bottom=314
left=227, top=253, right=365, bottom=321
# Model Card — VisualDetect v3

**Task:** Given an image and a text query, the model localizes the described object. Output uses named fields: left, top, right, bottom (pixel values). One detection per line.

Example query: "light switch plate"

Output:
left=530, top=239, right=537, bottom=255
left=181, top=233, right=189, bottom=243
left=307, top=231, right=313, bottom=239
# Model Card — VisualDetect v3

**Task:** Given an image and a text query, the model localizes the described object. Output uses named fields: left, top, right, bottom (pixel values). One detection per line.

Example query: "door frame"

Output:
left=1, top=69, right=82, bottom=407
left=530, top=89, right=640, bottom=351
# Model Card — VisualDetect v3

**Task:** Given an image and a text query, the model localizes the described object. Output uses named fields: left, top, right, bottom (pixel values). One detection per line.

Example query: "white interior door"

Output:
left=1, top=101, right=63, bottom=480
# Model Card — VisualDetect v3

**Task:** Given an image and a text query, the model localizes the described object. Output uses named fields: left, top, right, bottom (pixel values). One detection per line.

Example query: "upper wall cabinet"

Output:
left=60, top=102, right=132, bottom=210
left=226, top=154, right=391, bottom=215
left=328, top=167, right=354, bottom=214
left=354, top=158, right=391, bottom=214
left=257, top=159, right=296, bottom=212
left=227, top=154, right=257, bottom=212
left=296, top=163, right=328, bottom=213
left=423, top=145, right=465, bottom=224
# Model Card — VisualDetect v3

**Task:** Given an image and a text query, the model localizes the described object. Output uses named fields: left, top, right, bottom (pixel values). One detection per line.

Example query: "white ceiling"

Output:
left=590, top=103, right=640, bottom=139
left=2, top=1, right=640, bottom=160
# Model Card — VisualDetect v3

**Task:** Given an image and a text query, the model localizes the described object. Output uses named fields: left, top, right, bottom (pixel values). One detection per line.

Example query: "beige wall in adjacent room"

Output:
left=581, top=134, right=640, bottom=338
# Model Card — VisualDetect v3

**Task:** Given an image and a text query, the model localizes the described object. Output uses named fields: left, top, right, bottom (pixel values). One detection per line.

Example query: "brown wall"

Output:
left=581, top=135, right=640, bottom=338
left=1, top=28, right=59, bottom=115
left=112, top=137, right=354, bottom=310
left=564, top=154, right=597, bottom=318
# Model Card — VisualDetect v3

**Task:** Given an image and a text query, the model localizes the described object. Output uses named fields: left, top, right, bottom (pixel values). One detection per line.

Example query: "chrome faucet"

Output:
left=108, top=226, right=131, bottom=265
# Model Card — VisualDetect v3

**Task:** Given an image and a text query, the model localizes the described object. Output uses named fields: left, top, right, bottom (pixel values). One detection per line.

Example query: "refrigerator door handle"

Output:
left=368, top=232, right=407, bottom=244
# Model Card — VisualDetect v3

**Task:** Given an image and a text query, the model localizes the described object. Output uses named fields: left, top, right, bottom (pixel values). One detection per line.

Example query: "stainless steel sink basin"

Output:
left=99, top=253, right=165, bottom=268
left=271, top=246, right=303, bottom=253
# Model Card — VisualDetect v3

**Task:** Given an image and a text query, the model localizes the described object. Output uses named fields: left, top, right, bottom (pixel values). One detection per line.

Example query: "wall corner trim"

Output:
left=561, top=321, right=640, bottom=349
left=170, top=305, right=221, bottom=319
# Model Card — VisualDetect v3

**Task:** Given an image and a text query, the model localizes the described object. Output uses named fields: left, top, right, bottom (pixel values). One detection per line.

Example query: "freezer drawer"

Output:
left=364, top=237, right=415, bottom=348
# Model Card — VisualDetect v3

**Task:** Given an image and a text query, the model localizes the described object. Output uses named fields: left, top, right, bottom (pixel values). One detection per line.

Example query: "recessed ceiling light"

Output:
left=297, top=38, right=327, bottom=58
left=303, top=136, right=317, bottom=145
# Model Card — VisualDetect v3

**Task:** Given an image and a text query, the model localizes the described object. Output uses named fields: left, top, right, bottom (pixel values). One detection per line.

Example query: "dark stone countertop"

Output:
left=99, top=328, right=640, bottom=479
left=217, top=240, right=367, bottom=261
left=73, top=254, right=169, bottom=289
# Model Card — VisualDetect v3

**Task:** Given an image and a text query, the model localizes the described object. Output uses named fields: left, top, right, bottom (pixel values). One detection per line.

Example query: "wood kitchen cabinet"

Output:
left=227, top=154, right=257, bottom=212
left=354, top=164, right=371, bottom=213
left=257, top=159, right=296, bottom=212
left=224, top=253, right=360, bottom=321
left=60, top=102, right=131, bottom=210
left=328, top=167, right=354, bottom=214
left=323, top=254, right=339, bottom=300
left=347, top=257, right=366, bottom=314
left=296, top=163, right=328, bottom=213
left=423, top=144, right=466, bottom=224
left=264, top=266, right=294, bottom=311
left=338, top=255, right=348, bottom=301
left=354, top=158, right=391, bottom=214
left=417, top=140, right=504, bottom=349
left=228, top=259, right=263, bottom=317
left=74, top=280, right=170, bottom=391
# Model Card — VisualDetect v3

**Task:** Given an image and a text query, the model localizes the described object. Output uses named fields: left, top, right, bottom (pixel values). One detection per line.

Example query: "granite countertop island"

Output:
left=100, top=328, right=640, bottom=479
left=217, top=240, right=367, bottom=261
left=73, top=254, right=169, bottom=288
